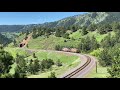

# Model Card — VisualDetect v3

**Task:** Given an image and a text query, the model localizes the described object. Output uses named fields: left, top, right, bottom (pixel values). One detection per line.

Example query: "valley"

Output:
left=0, top=12, right=120, bottom=78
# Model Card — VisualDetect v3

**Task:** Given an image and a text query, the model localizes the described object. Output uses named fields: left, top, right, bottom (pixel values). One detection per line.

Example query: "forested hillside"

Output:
left=1, top=12, right=120, bottom=33
left=0, top=33, right=12, bottom=45
left=1, top=12, right=120, bottom=78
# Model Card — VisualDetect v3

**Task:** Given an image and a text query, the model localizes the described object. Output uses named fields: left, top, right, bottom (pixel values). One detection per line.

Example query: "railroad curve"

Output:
left=22, top=48, right=96, bottom=78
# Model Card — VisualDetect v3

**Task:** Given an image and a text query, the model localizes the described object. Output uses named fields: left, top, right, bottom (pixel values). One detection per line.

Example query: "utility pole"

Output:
left=96, top=61, right=97, bottom=73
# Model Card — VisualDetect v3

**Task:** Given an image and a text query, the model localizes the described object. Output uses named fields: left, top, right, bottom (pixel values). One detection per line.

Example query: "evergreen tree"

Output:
left=13, top=39, right=17, bottom=46
left=56, top=59, right=62, bottom=67
left=112, top=22, right=120, bottom=32
left=108, top=56, right=120, bottom=78
left=81, top=26, right=88, bottom=35
left=55, top=28, right=61, bottom=37
left=87, top=24, right=97, bottom=31
left=101, top=33, right=114, bottom=48
left=32, top=27, right=37, bottom=39
left=99, top=48, right=112, bottom=67
left=90, top=36, right=99, bottom=50
left=0, top=49, right=14, bottom=73
left=63, top=33, right=70, bottom=39
left=26, top=30, right=29, bottom=36
left=71, top=25, right=77, bottom=32
left=33, top=53, right=37, bottom=58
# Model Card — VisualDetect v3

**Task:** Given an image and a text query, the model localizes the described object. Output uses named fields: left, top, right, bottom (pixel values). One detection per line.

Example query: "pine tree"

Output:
left=33, top=53, right=37, bottom=58
left=108, top=56, right=120, bottom=78
left=55, top=28, right=61, bottom=37
left=99, top=48, right=112, bottom=67
left=81, top=26, right=88, bottom=35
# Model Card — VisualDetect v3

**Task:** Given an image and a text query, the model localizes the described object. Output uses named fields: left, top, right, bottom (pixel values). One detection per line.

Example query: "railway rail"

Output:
left=63, top=55, right=91, bottom=78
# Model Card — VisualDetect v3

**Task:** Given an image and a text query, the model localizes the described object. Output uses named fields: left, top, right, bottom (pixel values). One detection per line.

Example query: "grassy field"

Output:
left=28, top=57, right=80, bottom=78
left=83, top=31, right=115, bottom=42
left=69, top=30, right=82, bottom=39
left=28, top=35, right=80, bottom=50
left=4, top=47, right=29, bottom=58
left=85, top=62, right=110, bottom=78
left=27, top=50, right=80, bottom=78
left=27, top=51, right=79, bottom=64
left=28, top=61, right=80, bottom=78
left=4, top=47, right=80, bottom=78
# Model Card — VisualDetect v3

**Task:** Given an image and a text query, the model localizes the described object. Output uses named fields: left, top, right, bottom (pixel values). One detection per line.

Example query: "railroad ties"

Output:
left=63, top=55, right=91, bottom=78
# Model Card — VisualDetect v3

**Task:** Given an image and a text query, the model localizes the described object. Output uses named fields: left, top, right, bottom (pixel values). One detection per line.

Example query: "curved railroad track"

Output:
left=19, top=35, right=96, bottom=78
left=22, top=48, right=96, bottom=78
left=19, top=34, right=96, bottom=78
left=63, top=55, right=92, bottom=78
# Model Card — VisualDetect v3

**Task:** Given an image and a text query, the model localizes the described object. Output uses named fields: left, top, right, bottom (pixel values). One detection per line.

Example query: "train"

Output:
left=62, top=48, right=79, bottom=53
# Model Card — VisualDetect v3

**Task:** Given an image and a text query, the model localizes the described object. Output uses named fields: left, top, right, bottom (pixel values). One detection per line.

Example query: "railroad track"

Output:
left=22, top=49, right=95, bottom=78
left=63, top=55, right=91, bottom=78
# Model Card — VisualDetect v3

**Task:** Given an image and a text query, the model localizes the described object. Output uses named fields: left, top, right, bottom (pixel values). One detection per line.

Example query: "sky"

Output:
left=0, top=12, right=87, bottom=25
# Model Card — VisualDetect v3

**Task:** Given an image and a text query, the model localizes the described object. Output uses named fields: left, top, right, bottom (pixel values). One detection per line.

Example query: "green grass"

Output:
left=69, top=30, right=82, bottom=39
left=84, top=31, right=115, bottom=42
left=13, top=30, right=115, bottom=50
left=9, top=63, right=17, bottom=75
left=4, top=47, right=30, bottom=74
left=27, top=51, right=79, bottom=64
left=86, top=49, right=110, bottom=78
left=27, top=51, right=80, bottom=78
left=28, top=35, right=80, bottom=50
left=6, top=29, right=115, bottom=78
left=16, top=33, right=26, bottom=43
left=5, top=47, right=80, bottom=78
left=28, top=58, right=80, bottom=78
left=85, top=62, right=110, bottom=78
left=90, top=48, right=103, bottom=57
left=4, top=47, right=29, bottom=58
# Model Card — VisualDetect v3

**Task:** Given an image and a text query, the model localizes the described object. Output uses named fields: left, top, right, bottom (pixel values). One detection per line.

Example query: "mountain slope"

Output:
left=0, top=24, right=37, bottom=32
left=1, top=12, right=120, bottom=32
left=40, top=12, right=120, bottom=28
left=0, top=33, right=12, bottom=45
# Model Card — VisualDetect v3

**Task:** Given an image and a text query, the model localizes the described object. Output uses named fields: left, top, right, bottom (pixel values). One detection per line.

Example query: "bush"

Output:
left=98, top=48, right=112, bottom=67
left=55, top=45, right=62, bottom=51
left=48, top=72, right=56, bottom=78
left=41, top=59, right=54, bottom=70
left=33, top=53, right=37, bottom=58
left=56, top=59, right=62, bottom=67
left=0, top=73, right=13, bottom=78
left=64, top=40, right=67, bottom=42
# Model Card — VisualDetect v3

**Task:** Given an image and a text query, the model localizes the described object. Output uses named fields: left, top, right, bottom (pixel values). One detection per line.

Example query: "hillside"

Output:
left=0, top=33, right=12, bottom=45
left=39, top=12, right=120, bottom=28
left=1, top=12, right=120, bottom=33
left=1, top=12, right=120, bottom=78
left=0, top=24, right=37, bottom=32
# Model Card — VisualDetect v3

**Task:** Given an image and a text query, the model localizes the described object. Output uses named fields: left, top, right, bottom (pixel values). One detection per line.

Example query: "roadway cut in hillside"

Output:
left=19, top=33, right=32, bottom=48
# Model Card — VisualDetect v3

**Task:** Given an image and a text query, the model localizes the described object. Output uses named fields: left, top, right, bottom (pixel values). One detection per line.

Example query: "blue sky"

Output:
left=0, top=12, right=87, bottom=25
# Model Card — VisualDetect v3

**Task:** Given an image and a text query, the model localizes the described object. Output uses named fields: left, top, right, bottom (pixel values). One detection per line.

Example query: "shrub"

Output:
left=56, top=59, right=62, bottom=67
left=48, top=72, right=56, bottom=78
